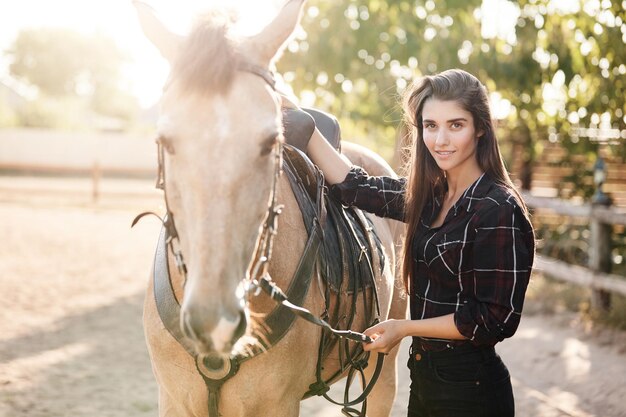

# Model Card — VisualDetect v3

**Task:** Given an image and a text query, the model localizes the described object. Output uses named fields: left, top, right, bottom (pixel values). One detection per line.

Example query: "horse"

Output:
left=134, top=1, right=407, bottom=416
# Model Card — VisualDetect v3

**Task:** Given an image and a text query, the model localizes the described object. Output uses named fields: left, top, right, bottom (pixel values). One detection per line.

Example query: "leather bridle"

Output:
left=134, top=62, right=283, bottom=291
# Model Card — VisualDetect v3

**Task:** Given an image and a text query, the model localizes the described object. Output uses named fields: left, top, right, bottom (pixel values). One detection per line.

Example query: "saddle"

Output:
left=281, top=109, right=386, bottom=406
left=282, top=107, right=341, bottom=153
left=281, top=108, right=383, bottom=293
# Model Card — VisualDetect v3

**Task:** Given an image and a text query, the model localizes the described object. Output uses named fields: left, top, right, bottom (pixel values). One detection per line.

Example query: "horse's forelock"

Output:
left=171, top=11, right=240, bottom=95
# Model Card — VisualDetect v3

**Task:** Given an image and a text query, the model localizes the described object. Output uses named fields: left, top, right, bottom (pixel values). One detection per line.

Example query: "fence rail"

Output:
left=522, top=193, right=626, bottom=225
left=534, top=255, right=626, bottom=296
left=522, top=191, right=626, bottom=308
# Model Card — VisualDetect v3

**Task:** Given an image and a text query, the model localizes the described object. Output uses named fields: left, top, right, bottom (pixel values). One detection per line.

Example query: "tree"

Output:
left=278, top=0, right=626, bottom=195
left=6, top=28, right=138, bottom=127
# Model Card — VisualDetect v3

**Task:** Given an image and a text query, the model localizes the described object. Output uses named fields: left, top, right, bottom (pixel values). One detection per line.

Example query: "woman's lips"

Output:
left=434, top=150, right=455, bottom=159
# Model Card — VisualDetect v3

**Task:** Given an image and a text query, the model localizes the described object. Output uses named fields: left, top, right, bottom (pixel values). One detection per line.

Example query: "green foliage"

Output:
left=278, top=0, right=626, bottom=187
left=6, top=28, right=139, bottom=129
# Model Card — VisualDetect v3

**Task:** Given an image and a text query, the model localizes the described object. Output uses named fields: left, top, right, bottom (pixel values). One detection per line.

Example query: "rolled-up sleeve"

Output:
left=454, top=201, right=535, bottom=345
left=329, top=166, right=406, bottom=222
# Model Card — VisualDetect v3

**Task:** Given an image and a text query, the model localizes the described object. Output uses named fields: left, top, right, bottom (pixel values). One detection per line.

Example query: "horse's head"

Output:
left=135, top=0, right=306, bottom=355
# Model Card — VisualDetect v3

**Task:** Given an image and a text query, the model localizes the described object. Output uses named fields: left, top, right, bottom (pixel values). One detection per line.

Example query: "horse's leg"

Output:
left=155, top=390, right=194, bottom=417
left=144, top=264, right=210, bottom=417
left=243, top=402, right=301, bottom=417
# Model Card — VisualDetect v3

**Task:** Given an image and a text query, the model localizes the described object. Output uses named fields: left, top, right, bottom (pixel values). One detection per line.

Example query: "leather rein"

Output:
left=132, top=62, right=385, bottom=417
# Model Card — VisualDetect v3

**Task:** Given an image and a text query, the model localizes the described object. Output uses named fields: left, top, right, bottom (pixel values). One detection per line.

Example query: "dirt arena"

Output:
left=1, top=176, right=625, bottom=417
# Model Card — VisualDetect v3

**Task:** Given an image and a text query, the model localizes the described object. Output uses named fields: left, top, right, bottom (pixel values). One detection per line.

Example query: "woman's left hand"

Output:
left=362, top=319, right=407, bottom=354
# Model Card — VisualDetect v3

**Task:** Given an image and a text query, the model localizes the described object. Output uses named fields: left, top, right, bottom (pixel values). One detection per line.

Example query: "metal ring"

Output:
left=196, top=353, right=232, bottom=381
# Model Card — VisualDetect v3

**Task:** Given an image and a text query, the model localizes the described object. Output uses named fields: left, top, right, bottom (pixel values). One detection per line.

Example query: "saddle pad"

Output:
left=283, top=145, right=385, bottom=294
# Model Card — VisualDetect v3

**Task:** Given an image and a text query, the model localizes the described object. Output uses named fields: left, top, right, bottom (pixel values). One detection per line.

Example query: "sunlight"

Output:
left=3, top=343, right=90, bottom=389
left=127, top=0, right=286, bottom=107
left=0, top=0, right=288, bottom=108
left=148, top=0, right=285, bottom=35
left=479, top=0, right=519, bottom=44
left=562, top=337, right=591, bottom=382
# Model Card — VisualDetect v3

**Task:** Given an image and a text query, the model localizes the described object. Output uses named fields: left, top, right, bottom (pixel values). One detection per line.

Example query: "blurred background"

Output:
left=1, top=1, right=625, bottom=416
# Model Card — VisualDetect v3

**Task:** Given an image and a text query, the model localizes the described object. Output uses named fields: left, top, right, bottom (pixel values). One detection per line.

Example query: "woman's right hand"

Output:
left=362, top=319, right=408, bottom=354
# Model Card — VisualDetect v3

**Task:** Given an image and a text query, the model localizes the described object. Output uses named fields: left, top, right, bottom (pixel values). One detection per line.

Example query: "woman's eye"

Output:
left=451, top=122, right=463, bottom=129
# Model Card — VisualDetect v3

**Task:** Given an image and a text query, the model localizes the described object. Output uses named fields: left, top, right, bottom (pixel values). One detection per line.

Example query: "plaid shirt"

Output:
left=330, top=167, right=535, bottom=350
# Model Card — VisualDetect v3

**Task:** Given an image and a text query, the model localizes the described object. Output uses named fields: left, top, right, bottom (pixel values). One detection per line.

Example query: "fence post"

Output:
left=589, top=157, right=612, bottom=311
left=92, top=160, right=101, bottom=203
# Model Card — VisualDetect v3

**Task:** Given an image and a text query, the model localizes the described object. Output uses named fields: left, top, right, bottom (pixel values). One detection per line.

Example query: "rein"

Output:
left=133, top=62, right=385, bottom=417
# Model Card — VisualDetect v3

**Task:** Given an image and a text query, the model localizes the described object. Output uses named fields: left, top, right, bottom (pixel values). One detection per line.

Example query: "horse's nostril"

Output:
left=181, top=311, right=197, bottom=340
left=181, top=307, right=245, bottom=353
left=233, top=310, right=247, bottom=342
left=181, top=310, right=214, bottom=350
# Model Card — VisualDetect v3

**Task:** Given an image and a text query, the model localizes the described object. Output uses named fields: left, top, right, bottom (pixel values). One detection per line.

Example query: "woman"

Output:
left=296, top=69, right=535, bottom=416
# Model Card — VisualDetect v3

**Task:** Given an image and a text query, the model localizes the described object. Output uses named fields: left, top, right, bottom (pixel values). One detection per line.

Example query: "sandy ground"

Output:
left=0, top=176, right=625, bottom=417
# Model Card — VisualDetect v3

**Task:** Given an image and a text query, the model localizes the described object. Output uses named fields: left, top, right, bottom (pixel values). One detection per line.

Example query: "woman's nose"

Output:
left=435, top=130, right=450, bottom=146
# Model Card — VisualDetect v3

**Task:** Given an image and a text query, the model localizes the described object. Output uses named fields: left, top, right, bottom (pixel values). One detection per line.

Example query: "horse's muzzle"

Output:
left=181, top=307, right=247, bottom=355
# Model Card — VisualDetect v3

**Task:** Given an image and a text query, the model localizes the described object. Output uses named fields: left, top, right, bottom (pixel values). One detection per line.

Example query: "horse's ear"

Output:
left=133, top=0, right=182, bottom=63
left=248, top=0, right=306, bottom=64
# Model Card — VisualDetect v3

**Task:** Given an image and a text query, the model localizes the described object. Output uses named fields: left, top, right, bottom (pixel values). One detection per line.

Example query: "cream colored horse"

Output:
left=135, top=0, right=406, bottom=415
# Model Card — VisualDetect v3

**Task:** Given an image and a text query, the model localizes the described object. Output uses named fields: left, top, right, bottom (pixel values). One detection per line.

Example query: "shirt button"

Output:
left=414, top=353, right=422, bottom=361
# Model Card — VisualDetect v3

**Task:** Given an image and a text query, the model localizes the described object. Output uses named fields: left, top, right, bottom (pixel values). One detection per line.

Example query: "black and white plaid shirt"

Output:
left=330, top=167, right=535, bottom=350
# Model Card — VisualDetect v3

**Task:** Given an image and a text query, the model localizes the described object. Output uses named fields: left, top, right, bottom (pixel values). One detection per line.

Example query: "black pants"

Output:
left=407, top=344, right=514, bottom=417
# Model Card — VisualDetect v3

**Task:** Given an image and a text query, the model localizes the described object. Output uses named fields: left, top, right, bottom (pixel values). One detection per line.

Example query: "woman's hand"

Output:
left=362, top=319, right=408, bottom=354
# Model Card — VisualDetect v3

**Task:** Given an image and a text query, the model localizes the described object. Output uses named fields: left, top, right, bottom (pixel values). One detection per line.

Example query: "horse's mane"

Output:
left=170, top=11, right=240, bottom=95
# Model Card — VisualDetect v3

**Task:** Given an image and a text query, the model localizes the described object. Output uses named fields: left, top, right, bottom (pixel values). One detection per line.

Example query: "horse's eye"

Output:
left=260, top=133, right=279, bottom=156
left=156, top=135, right=176, bottom=154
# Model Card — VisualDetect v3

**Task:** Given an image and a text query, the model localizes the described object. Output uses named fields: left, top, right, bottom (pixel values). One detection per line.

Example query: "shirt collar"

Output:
left=433, top=172, right=493, bottom=211
left=452, top=172, right=492, bottom=213
left=420, top=173, right=494, bottom=229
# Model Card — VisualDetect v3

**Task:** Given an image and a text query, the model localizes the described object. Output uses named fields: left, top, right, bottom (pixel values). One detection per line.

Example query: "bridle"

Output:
left=134, top=61, right=284, bottom=294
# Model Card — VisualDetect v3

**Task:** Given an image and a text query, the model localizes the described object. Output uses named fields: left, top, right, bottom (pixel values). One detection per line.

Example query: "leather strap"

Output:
left=252, top=219, right=323, bottom=350
left=151, top=148, right=328, bottom=358
left=153, top=206, right=324, bottom=360
left=323, top=352, right=386, bottom=409
left=153, top=226, right=196, bottom=356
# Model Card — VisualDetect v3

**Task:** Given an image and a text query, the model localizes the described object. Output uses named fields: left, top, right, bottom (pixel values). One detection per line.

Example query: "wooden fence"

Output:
left=523, top=192, right=626, bottom=309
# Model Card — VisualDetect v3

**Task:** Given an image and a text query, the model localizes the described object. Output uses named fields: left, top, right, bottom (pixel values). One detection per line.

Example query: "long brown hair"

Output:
left=400, top=69, right=528, bottom=294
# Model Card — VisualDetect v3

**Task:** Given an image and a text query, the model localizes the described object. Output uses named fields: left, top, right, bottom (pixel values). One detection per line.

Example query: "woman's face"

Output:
left=421, top=98, right=482, bottom=177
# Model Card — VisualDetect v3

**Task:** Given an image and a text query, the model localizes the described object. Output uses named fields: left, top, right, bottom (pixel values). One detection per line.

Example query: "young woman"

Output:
left=296, top=69, right=535, bottom=416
